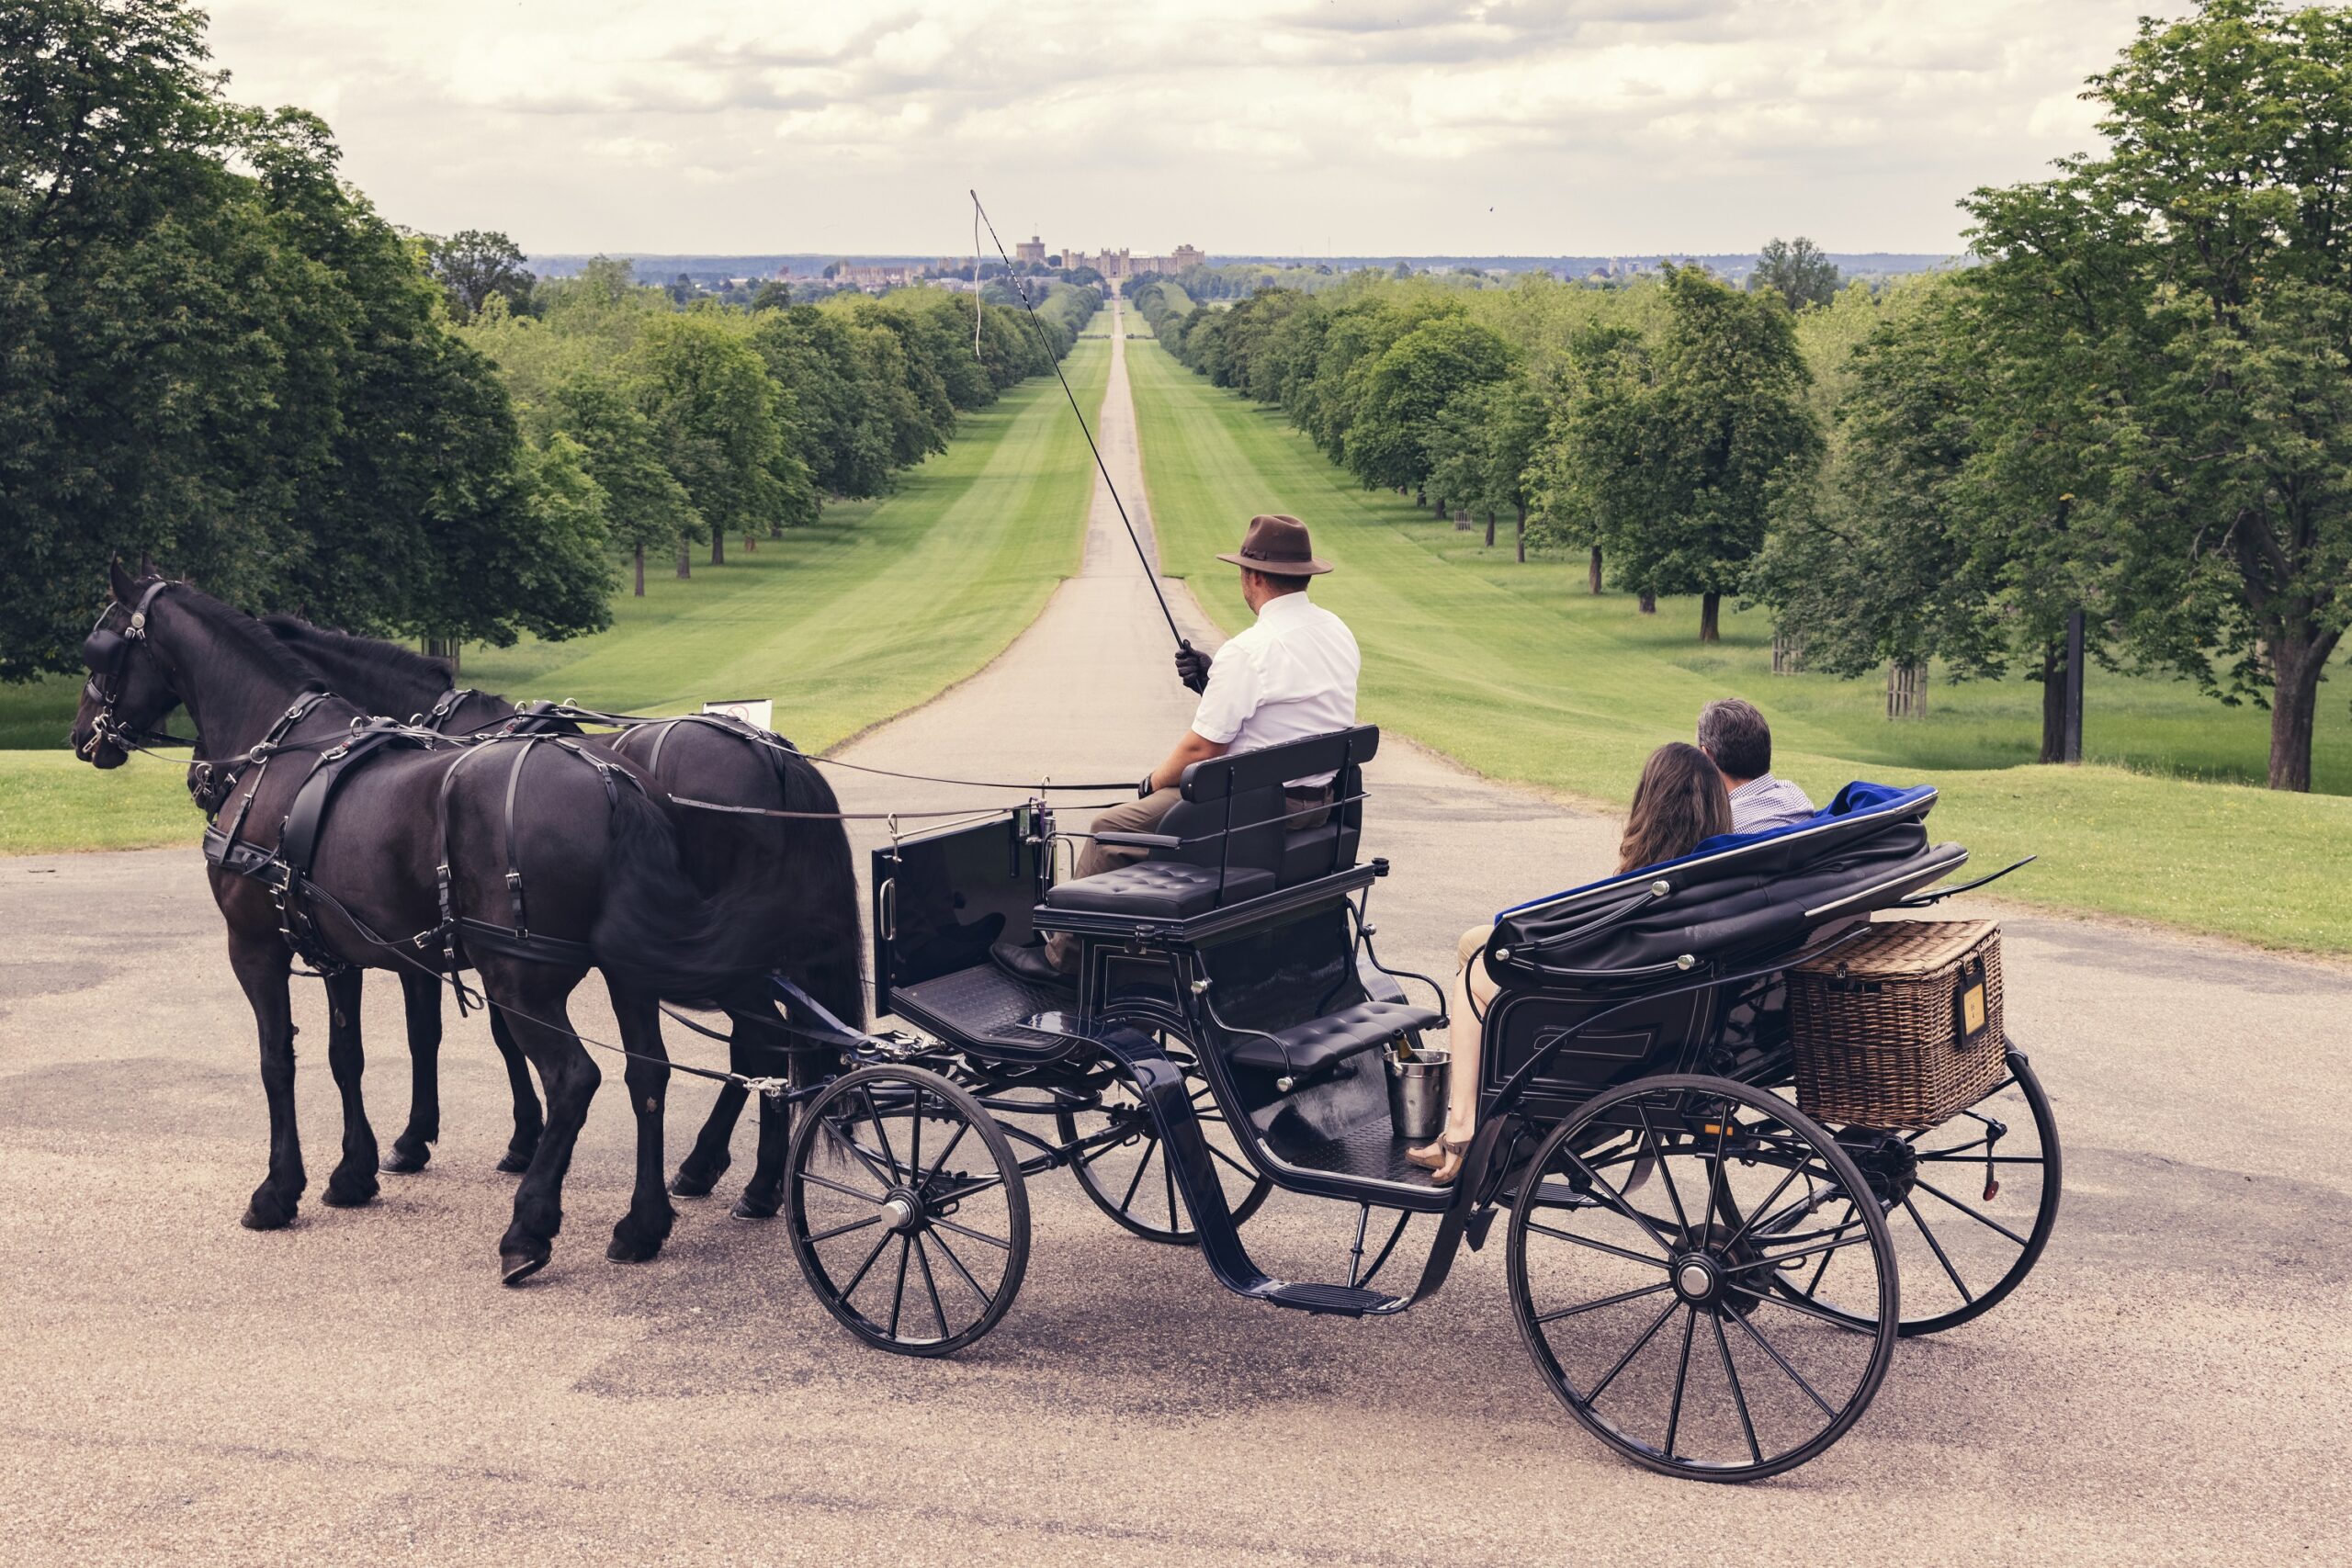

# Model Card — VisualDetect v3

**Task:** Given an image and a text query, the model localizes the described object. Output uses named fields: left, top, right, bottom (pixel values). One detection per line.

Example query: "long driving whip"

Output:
left=969, top=189, right=1191, bottom=654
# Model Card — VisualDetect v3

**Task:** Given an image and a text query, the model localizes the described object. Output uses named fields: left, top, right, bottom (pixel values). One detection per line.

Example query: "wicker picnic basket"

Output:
left=1787, top=919, right=2006, bottom=1130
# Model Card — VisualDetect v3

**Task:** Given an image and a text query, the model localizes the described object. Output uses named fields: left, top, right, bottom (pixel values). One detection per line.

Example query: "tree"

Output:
left=545, top=373, right=703, bottom=595
left=1557, top=266, right=1821, bottom=640
left=1960, top=0, right=2352, bottom=790
left=1748, top=237, right=1840, bottom=311
left=629, top=314, right=794, bottom=565
left=425, top=229, right=533, bottom=319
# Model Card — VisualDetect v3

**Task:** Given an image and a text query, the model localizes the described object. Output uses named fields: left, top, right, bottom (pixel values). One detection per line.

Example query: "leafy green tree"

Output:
left=1558, top=266, right=1821, bottom=640
left=629, top=313, right=797, bottom=566
left=1959, top=0, right=2352, bottom=790
left=545, top=373, right=704, bottom=595
left=425, top=229, right=534, bottom=320
left=1748, top=237, right=1840, bottom=311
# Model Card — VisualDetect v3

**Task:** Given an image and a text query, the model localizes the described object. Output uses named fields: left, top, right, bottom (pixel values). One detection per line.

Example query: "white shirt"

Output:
left=1728, top=773, right=1816, bottom=832
left=1190, top=591, right=1360, bottom=785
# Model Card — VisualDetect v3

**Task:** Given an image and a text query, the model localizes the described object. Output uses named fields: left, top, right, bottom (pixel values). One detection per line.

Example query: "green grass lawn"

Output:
left=0, top=341, right=1110, bottom=855
left=1125, top=338, right=2352, bottom=955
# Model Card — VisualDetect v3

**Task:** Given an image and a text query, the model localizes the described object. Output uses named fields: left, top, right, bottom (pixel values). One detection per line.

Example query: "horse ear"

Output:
left=108, top=558, right=138, bottom=604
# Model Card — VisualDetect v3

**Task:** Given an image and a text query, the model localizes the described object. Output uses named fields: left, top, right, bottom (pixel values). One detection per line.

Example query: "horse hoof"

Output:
left=730, top=1195, right=780, bottom=1222
left=322, top=1176, right=379, bottom=1208
left=605, top=1227, right=665, bottom=1265
left=240, top=1195, right=295, bottom=1231
left=500, top=1246, right=550, bottom=1286
left=668, top=1158, right=726, bottom=1198
left=495, top=1148, right=536, bottom=1175
left=380, top=1145, right=431, bottom=1175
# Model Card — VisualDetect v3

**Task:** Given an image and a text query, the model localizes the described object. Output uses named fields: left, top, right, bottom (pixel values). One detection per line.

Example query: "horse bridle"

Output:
left=78, top=580, right=200, bottom=759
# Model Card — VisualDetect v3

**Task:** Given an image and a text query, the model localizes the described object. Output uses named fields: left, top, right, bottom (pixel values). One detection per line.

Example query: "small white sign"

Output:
left=702, top=697, right=774, bottom=730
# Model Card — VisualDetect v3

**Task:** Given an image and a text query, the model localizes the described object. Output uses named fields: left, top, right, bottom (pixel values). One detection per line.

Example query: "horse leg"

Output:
left=320, top=968, right=381, bottom=1207
left=605, top=982, right=677, bottom=1264
left=382, top=970, right=441, bottom=1174
left=670, top=1070, right=745, bottom=1199
left=731, top=1004, right=803, bottom=1221
left=476, top=960, right=594, bottom=1285
left=488, top=1008, right=545, bottom=1175
left=227, top=932, right=306, bottom=1231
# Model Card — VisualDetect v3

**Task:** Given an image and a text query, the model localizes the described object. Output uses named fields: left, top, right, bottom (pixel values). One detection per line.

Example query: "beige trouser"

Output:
left=1042, top=785, right=1335, bottom=972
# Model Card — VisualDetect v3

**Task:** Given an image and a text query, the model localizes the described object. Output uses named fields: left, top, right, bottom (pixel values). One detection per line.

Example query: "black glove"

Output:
left=1174, top=641, right=1211, bottom=694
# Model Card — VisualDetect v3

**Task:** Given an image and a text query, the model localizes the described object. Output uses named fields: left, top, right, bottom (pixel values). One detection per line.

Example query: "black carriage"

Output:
left=773, top=727, right=2060, bottom=1482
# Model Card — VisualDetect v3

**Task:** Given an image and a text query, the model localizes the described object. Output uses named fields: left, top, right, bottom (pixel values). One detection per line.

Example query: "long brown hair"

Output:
left=1618, top=742, right=1734, bottom=874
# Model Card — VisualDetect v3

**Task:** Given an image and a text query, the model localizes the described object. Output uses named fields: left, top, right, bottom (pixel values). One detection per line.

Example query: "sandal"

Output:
left=1408, top=1136, right=1470, bottom=1185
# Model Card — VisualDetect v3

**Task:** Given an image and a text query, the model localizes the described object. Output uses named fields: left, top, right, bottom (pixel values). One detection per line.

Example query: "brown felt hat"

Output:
left=1216, top=513, right=1332, bottom=577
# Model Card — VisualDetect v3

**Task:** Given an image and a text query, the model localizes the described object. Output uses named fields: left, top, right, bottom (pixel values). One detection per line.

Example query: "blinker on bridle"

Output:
left=78, top=579, right=200, bottom=758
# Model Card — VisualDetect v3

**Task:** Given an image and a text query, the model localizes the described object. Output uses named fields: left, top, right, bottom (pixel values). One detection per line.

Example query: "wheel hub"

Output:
left=1838, top=1129, right=1919, bottom=1205
left=1673, top=1256, right=1719, bottom=1303
left=880, top=1190, right=922, bottom=1233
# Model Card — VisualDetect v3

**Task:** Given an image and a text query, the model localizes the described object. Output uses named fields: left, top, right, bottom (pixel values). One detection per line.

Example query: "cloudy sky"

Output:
left=202, top=0, right=2182, bottom=259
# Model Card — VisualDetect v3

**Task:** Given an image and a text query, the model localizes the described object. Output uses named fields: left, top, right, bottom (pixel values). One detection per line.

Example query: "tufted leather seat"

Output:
left=1227, top=998, right=1444, bottom=1077
left=1041, top=861, right=1276, bottom=920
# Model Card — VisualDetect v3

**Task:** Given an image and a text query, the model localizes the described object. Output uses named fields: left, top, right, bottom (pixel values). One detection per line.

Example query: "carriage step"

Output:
left=1263, top=1282, right=1400, bottom=1317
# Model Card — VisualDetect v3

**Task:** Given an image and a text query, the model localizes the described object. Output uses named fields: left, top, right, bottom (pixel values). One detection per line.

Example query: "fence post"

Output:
left=1772, top=630, right=1805, bottom=674
left=2061, top=609, right=2085, bottom=763
left=1886, top=659, right=1927, bottom=719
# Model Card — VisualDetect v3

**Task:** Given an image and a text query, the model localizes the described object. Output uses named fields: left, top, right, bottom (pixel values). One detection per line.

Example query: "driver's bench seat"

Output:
left=1040, top=726, right=1380, bottom=921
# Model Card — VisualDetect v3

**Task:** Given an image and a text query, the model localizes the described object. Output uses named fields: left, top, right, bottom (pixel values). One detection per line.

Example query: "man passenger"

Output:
left=992, top=513, right=1359, bottom=988
left=1696, top=697, right=1815, bottom=832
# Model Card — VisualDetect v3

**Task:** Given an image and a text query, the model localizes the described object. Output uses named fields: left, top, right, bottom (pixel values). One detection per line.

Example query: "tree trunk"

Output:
left=1589, top=546, right=1602, bottom=594
left=2267, top=631, right=2338, bottom=791
left=677, top=542, right=691, bottom=579
left=634, top=545, right=646, bottom=598
left=1637, top=590, right=1656, bottom=615
left=1484, top=508, right=1496, bottom=547
left=710, top=528, right=726, bottom=566
left=1699, top=592, right=1721, bottom=643
left=1515, top=504, right=1526, bottom=564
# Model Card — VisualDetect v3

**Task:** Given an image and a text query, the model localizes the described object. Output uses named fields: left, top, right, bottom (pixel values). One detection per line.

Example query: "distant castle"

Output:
left=1012, top=236, right=1204, bottom=279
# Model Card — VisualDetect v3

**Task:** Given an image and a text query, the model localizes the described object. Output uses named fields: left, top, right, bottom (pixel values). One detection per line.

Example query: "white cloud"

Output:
left=197, top=0, right=2183, bottom=255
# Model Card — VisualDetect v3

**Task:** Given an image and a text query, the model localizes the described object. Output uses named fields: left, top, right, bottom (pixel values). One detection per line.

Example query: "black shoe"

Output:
left=990, top=939, right=1073, bottom=991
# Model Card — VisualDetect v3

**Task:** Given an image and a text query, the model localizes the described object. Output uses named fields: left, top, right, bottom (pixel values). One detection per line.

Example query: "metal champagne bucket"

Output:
left=1385, top=1044, right=1451, bottom=1142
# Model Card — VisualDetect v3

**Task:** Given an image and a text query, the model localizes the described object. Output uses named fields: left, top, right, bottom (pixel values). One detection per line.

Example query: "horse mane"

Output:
left=164, top=588, right=334, bottom=692
left=260, top=614, right=454, bottom=689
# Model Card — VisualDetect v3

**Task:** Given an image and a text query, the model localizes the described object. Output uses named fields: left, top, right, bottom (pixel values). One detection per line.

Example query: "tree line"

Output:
left=1132, top=0, right=2349, bottom=793
left=0, top=0, right=1095, bottom=678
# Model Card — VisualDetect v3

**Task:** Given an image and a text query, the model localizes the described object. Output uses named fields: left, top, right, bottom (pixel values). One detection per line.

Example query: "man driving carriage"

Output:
left=991, top=513, right=1360, bottom=987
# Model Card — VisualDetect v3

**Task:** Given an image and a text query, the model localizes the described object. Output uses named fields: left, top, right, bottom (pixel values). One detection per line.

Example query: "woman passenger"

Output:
left=1408, top=743, right=1733, bottom=1184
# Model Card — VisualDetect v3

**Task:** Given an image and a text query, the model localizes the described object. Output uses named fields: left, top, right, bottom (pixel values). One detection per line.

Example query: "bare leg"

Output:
left=383, top=970, right=441, bottom=1174
left=605, top=981, right=676, bottom=1263
left=320, top=968, right=381, bottom=1207
left=1410, top=925, right=1496, bottom=1184
left=228, top=932, right=306, bottom=1230
left=487, top=1009, right=545, bottom=1175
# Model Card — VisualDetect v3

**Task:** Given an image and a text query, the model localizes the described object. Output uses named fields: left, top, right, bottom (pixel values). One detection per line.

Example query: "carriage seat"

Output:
left=1038, top=726, right=1381, bottom=923
left=1226, top=998, right=1443, bottom=1077
left=1041, top=861, right=1275, bottom=919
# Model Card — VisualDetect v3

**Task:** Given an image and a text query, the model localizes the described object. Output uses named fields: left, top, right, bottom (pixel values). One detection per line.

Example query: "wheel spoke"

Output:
left=1119, top=1137, right=1157, bottom=1213
left=927, top=1172, right=1007, bottom=1206
left=887, top=1236, right=910, bottom=1338
left=799, top=1168, right=886, bottom=1204
left=1912, top=1177, right=2032, bottom=1246
left=928, top=1227, right=994, bottom=1307
left=921, top=1120, right=971, bottom=1188
left=1559, top=1150, right=1678, bottom=1257
left=1662, top=1307, right=1697, bottom=1461
left=806, top=1213, right=884, bottom=1246
left=820, top=1113, right=896, bottom=1193
left=839, top=1227, right=896, bottom=1299
left=1522, top=1218, right=1673, bottom=1270
left=1901, top=1191, right=1976, bottom=1303
left=1207, top=1141, right=1258, bottom=1182
left=1635, top=1105, right=1690, bottom=1235
left=932, top=1214, right=1012, bottom=1251
left=1713, top=1312, right=1763, bottom=1464
left=1731, top=1280, right=1879, bottom=1335
left=860, top=1087, right=903, bottom=1184
left=1738, top=1228, right=1876, bottom=1276
left=912, top=1234, right=952, bottom=1339
left=1732, top=1310, right=1837, bottom=1418
left=1533, top=1280, right=1674, bottom=1326
left=1914, top=1152, right=2043, bottom=1165
left=1163, top=1141, right=1180, bottom=1230
left=1721, top=1156, right=1812, bottom=1251
left=1583, top=1296, right=1681, bottom=1405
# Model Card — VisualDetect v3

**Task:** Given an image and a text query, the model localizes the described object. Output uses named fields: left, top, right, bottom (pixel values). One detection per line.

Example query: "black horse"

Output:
left=70, top=566, right=826, bottom=1280
left=258, top=615, right=865, bottom=1217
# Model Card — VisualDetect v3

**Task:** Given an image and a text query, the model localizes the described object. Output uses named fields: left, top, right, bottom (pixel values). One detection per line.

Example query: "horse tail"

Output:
left=589, top=782, right=782, bottom=1008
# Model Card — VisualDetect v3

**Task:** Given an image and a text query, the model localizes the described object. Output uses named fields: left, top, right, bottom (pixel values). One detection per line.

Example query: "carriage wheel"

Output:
left=1771, top=1048, right=2061, bottom=1337
left=1054, top=1021, right=1272, bottom=1246
left=785, top=1065, right=1030, bottom=1357
left=1506, top=1074, right=1897, bottom=1482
